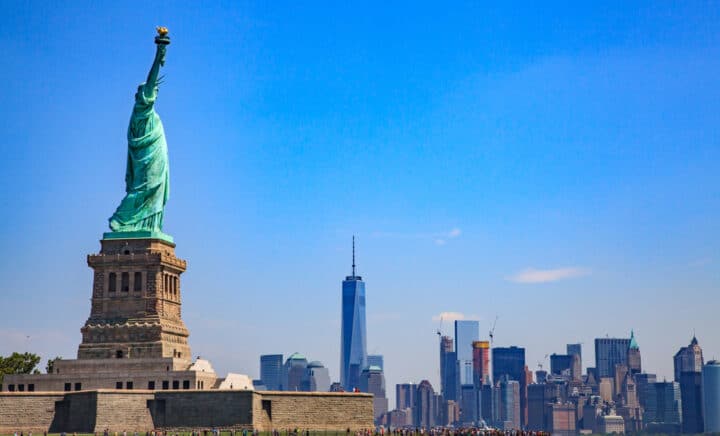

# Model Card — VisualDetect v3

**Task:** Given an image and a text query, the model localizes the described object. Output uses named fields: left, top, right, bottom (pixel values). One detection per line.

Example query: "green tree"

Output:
left=46, top=356, right=62, bottom=374
left=0, top=352, right=41, bottom=382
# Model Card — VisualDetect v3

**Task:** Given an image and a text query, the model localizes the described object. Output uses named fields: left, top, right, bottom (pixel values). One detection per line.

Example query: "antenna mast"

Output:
left=352, top=235, right=356, bottom=277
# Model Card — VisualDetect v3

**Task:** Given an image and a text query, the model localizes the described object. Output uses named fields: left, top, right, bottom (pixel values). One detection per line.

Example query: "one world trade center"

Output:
left=341, top=237, right=367, bottom=391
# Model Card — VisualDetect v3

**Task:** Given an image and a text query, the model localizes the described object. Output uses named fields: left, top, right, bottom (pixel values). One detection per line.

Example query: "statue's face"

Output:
left=135, top=84, right=159, bottom=101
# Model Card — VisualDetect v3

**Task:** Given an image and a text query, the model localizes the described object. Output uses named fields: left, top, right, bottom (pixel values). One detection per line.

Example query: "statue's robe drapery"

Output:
left=109, top=84, right=169, bottom=232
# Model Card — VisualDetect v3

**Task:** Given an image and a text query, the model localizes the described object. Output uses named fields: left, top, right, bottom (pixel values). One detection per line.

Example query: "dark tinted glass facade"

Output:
left=492, top=346, right=525, bottom=384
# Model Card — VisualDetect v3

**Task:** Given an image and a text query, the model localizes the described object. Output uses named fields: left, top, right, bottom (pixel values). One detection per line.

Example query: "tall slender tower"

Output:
left=472, top=340, right=490, bottom=387
left=440, top=336, right=457, bottom=401
left=627, top=330, right=642, bottom=374
left=674, top=335, right=704, bottom=381
left=341, top=236, right=367, bottom=391
left=454, top=320, right=480, bottom=386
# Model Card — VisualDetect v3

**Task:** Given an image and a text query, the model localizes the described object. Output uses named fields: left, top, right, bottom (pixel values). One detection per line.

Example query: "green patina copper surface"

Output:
left=103, top=230, right=174, bottom=243
left=107, top=31, right=172, bottom=236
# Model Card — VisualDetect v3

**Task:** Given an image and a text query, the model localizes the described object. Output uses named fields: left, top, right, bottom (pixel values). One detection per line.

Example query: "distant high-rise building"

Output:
left=497, top=379, right=521, bottom=430
left=614, top=363, right=629, bottom=401
left=492, top=347, right=525, bottom=384
left=635, top=373, right=657, bottom=410
left=368, top=354, right=384, bottom=370
left=598, top=414, right=624, bottom=435
left=478, top=384, right=493, bottom=425
left=566, top=344, right=582, bottom=379
left=455, top=320, right=480, bottom=386
left=620, top=371, right=639, bottom=408
left=618, top=372, right=643, bottom=432
left=387, top=409, right=412, bottom=429
left=570, top=354, right=581, bottom=380
left=360, top=366, right=388, bottom=422
left=598, top=377, right=614, bottom=403
left=703, top=361, right=720, bottom=433
left=527, top=384, right=546, bottom=431
left=546, top=403, right=576, bottom=436
left=522, top=365, right=533, bottom=425
left=301, top=360, right=331, bottom=392
left=432, top=393, right=444, bottom=426
left=595, top=337, right=630, bottom=378
left=440, top=336, right=457, bottom=401
left=527, top=383, right=560, bottom=431
left=492, top=346, right=527, bottom=426
left=582, top=396, right=603, bottom=433
left=565, top=344, right=582, bottom=362
left=674, top=335, right=704, bottom=382
left=441, top=400, right=460, bottom=427
left=415, top=380, right=436, bottom=428
left=586, top=367, right=599, bottom=384
left=396, top=383, right=417, bottom=410
left=260, top=354, right=283, bottom=391
left=283, top=352, right=308, bottom=391
left=680, top=371, right=703, bottom=433
left=643, top=381, right=682, bottom=431
left=550, top=354, right=573, bottom=376
left=472, top=341, right=490, bottom=387
left=459, top=384, right=477, bottom=425
left=535, top=370, right=548, bottom=384
left=340, top=237, right=367, bottom=391
left=627, top=330, right=641, bottom=374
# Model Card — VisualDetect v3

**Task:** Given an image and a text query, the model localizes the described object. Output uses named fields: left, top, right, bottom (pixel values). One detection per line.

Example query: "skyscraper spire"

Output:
left=341, top=234, right=367, bottom=391
left=352, top=235, right=356, bottom=277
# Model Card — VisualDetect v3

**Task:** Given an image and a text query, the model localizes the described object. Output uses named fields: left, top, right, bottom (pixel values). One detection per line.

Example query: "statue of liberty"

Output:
left=108, top=28, right=172, bottom=239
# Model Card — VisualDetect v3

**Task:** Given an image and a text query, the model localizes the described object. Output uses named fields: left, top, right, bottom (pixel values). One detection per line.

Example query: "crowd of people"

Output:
left=10, top=428, right=549, bottom=436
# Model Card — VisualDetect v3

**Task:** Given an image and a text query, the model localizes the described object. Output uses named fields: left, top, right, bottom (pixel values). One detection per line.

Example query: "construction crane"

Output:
left=488, top=315, right=498, bottom=345
left=537, top=354, right=549, bottom=370
left=436, top=315, right=444, bottom=338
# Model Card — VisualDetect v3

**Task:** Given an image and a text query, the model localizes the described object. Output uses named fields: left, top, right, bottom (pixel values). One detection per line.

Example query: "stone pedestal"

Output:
left=2, top=236, right=223, bottom=393
left=79, top=237, right=191, bottom=361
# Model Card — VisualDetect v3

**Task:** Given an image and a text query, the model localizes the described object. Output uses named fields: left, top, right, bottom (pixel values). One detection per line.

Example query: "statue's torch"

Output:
left=155, top=26, right=170, bottom=45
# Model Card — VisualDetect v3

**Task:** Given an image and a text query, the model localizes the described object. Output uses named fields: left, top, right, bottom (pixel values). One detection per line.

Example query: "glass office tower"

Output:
left=492, top=346, right=526, bottom=383
left=595, top=337, right=631, bottom=378
left=341, top=237, right=367, bottom=391
left=703, top=361, right=720, bottom=432
left=368, top=354, right=384, bottom=370
left=260, top=354, right=283, bottom=391
left=455, top=320, right=480, bottom=385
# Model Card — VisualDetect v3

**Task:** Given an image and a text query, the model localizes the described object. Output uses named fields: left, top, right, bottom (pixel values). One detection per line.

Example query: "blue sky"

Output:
left=1, top=2, right=718, bottom=404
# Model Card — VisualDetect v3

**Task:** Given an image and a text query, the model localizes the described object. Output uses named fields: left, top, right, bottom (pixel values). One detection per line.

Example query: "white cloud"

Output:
left=507, top=267, right=590, bottom=284
left=373, top=227, right=462, bottom=245
left=432, top=311, right=466, bottom=322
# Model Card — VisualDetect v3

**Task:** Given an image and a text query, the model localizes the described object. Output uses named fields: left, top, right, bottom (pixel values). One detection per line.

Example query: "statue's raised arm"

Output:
left=143, top=27, right=169, bottom=98
left=108, top=28, right=172, bottom=238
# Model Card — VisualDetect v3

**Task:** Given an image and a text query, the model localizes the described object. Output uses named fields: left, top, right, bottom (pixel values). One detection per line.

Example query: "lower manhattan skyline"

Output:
left=1, top=0, right=719, bottom=415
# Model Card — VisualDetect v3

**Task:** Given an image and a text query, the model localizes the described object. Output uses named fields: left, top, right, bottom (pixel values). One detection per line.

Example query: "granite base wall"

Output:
left=0, top=390, right=373, bottom=433
left=0, top=393, right=65, bottom=433
left=258, top=392, right=374, bottom=431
